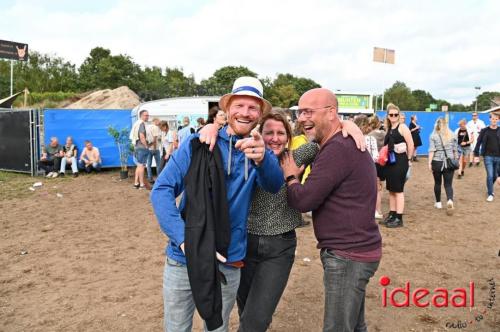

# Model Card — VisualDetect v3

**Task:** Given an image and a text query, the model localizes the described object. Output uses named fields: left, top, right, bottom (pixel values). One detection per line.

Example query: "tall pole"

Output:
left=10, top=60, right=14, bottom=96
left=474, top=86, right=481, bottom=113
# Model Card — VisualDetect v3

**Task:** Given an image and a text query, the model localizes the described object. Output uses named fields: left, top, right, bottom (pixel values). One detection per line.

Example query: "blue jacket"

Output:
left=151, top=126, right=284, bottom=264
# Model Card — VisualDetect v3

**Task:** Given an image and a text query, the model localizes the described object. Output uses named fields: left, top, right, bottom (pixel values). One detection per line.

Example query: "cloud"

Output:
left=1, top=0, right=499, bottom=105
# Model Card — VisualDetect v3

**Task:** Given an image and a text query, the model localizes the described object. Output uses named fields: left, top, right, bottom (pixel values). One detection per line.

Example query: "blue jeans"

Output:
left=484, top=155, right=500, bottom=195
left=134, top=147, right=150, bottom=166
left=237, top=231, right=296, bottom=332
left=320, top=249, right=379, bottom=332
left=60, top=157, right=78, bottom=173
left=147, top=149, right=162, bottom=181
left=163, top=257, right=240, bottom=332
left=78, top=160, right=102, bottom=173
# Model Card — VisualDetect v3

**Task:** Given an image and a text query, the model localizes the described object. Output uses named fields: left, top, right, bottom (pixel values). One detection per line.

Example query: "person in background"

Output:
left=467, top=112, right=486, bottom=167
left=454, top=119, right=474, bottom=179
left=399, top=112, right=406, bottom=125
left=473, top=112, right=500, bottom=202
left=159, top=121, right=176, bottom=170
left=368, top=115, right=386, bottom=220
left=409, top=115, right=422, bottom=161
left=196, top=117, right=206, bottom=132
left=355, top=116, right=381, bottom=220
left=177, top=116, right=195, bottom=146
left=39, top=137, right=63, bottom=178
left=206, top=106, right=219, bottom=125
left=78, top=140, right=102, bottom=173
left=215, top=109, right=227, bottom=129
left=428, top=117, right=458, bottom=215
left=59, top=136, right=79, bottom=177
left=380, top=103, right=414, bottom=228
left=130, top=110, right=150, bottom=189
left=147, top=118, right=163, bottom=183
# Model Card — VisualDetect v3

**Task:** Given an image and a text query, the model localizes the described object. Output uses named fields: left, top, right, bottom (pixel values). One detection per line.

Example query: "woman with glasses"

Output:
left=380, top=103, right=414, bottom=228
left=428, top=117, right=458, bottom=213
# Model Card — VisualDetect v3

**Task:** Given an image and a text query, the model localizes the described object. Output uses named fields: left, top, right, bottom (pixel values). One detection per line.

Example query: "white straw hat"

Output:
left=219, top=77, right=272, bottom=114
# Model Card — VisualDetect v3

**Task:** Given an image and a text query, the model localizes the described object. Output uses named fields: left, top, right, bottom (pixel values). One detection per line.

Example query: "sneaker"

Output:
left=379, top=214, right=394, bottom=225
left=446, top=200, right=454, bottom=215
left=73, top=172, right=79, bottom=178
left=133, top=183, right=140, bottom=189
left=46, top=172, right=54, bottom=178
left=434, top=202, right=442, bottom=209
left=386, top=217, right=403, bottom=228
left=59, top=172, right=65, bottom=177
left=375, top=211, right=384, bottom=220
left=486, top=195, right=494, bottom=202
left=52, top=172, right=59, bottom=178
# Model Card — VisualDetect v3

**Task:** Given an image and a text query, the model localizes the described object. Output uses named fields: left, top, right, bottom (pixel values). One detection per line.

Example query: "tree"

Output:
left=266, top=73, right=321, bottom=108
left=473, top=91, right=500, bottom=112
left=383, top=81, right=417, bottom=111
left=164, top=67, right=197, bottom=97
left=411, top=89, right=435, bottom=112
left=200, top=66, right=257, bottom=96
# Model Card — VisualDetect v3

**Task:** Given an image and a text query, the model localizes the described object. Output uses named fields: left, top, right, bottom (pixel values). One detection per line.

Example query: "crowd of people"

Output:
left=39, top=137, right=102, bottom=178
left=37, top=76, right=499, bottom=331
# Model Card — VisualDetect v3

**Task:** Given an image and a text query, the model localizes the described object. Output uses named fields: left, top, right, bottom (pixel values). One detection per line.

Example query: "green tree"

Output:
left=411, top=89, right=435, bottom=112
left=473, top=91, right=500, bottom=112
left=383, top=81, right=417, bottom=111
left=200, top=66, right=258, bottom=95
left=164, top=67, right=197, bottom=97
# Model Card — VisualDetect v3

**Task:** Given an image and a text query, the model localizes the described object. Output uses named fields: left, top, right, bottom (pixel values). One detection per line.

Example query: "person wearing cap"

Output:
left=281, top=88, right=381, bottom=332
left=151, top=77, right=284, bottom=332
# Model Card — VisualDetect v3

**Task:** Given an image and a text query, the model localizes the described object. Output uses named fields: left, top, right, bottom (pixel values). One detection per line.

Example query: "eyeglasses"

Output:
left=295, top=105, right=333, bottom=118
left=388, top=113, right=399, bottom=118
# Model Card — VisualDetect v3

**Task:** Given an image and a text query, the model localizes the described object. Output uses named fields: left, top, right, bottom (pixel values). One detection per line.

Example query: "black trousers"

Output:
left=431, top=160, right=454, bottom=202
left=237, top=231, right=296, bottom=332
left=38, top=157, right=61, bottom=174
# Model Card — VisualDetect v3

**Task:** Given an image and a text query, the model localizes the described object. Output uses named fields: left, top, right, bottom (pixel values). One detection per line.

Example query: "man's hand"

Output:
left=280, top=151, right=305, bottom=179
left=341, top=120, right=366, bottom=151
left=180, top=243, right=227, bottom=263
left=235, top=131, right=266, bottom=164
left=199, top=124, right=219, bottom=152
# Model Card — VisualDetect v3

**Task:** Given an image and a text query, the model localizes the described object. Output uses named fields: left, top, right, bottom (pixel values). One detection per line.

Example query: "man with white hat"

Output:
left=151, top=76, right=283, bottom=332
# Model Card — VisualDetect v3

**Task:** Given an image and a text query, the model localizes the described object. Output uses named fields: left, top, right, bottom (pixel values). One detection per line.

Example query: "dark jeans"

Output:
left=484, top=155, right=500, bottom=195
left=320, top=249, right=379, bottom=332
left=237, top=231, right=297, bottom=332
left=38, top=157, right=61, bottom=174
left=147, top=149, right=162, bottom=180
left=78, top=160, right=102, bottom=173
left=160, top=148, right=170, bottom=171
left=431, top=160, right=454, bottom=202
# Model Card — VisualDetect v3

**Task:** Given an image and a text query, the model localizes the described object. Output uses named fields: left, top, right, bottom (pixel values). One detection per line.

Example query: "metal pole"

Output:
left=10, top=60, right=14, bottom=96
left=381, top=93, right=385, bottom=111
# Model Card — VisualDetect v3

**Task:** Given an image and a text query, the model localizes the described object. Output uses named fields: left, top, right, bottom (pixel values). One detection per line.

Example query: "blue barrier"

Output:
left=375, top=111, right=491, bottom=156
left=43, top=109, right=134, bottom=168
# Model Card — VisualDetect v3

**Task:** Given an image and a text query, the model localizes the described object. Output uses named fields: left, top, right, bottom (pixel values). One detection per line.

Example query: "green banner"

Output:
left=337, top=94, right=370, bottom=109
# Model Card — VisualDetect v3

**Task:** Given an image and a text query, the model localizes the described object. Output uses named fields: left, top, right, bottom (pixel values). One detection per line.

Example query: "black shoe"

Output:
left=386, top=217, right=403, bottom=228
left=476, top=162, right=481, bottom=167
left=59, top=172, right=65, bottom=177
left=469, top=162, right=473, bottom=167
left=73, top=172, right=79, bottom=178
left=133, top=183, right=140, bottom=189
left=379, top=214, right=394, bottom=225
left=412, top=157, right=418, bottom=162
left=457, top=174, right=462, bottom=179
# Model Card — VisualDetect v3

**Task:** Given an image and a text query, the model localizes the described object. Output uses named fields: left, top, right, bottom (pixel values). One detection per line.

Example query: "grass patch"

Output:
left=0, top=171, right=70, bottom=201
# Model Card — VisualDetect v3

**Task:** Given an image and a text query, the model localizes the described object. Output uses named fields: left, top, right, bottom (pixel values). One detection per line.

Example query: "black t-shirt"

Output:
left=457, top=128, right=470, bottom=146
left=483, top=127, right=500, bottom=156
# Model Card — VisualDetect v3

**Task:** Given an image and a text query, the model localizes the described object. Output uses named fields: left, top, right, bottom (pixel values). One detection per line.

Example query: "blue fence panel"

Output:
left=375, top=111, right=491, bottom=156
left=43, top=109, right=134, bottom=168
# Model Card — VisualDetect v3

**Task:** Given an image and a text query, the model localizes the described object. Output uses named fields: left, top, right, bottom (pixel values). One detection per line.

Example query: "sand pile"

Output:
left=65, top=86, right=140, bottom=109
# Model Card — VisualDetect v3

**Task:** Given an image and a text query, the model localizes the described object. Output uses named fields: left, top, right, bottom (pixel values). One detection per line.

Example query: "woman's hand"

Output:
left=199, top=124, right=219, bottom=151
left=341, top=120, right=366, bottom=151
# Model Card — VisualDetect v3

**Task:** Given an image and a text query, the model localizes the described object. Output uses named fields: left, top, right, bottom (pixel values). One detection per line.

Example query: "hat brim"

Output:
left=219, top=93, right=272, bottom=115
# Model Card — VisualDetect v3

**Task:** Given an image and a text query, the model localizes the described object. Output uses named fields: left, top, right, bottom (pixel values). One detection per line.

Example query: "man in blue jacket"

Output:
left=151, top=76, right=284, bottom=332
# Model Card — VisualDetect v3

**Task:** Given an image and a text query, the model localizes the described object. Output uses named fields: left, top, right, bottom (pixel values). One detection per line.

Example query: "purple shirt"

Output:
left=287, top=132, right=382, bottom=256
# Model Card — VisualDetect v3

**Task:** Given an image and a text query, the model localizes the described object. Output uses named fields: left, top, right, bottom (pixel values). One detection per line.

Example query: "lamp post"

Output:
left=474, top=86, right=481, bottom=113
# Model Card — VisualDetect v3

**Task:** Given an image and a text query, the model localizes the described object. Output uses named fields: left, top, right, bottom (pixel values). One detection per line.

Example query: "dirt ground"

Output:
left=1, top=158, right=499, bottom=332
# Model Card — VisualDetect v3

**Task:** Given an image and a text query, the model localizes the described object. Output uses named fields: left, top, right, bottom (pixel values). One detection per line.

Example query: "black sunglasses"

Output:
left=388, top=113, right=399, bottom=117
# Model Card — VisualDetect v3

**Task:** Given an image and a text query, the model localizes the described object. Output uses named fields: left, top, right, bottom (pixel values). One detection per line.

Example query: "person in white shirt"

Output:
left=466, top=112, right=485, bottom=166
left=146, top=118, right=162, bottom=182
left=159, top=121, right=177, bottom=170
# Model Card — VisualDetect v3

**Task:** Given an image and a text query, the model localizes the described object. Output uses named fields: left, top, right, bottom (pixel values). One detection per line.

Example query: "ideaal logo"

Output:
left=379, top=276, right=496, bottom=329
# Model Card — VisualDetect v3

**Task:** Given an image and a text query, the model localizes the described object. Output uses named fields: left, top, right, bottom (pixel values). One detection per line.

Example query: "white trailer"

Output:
left=131, top=96, right=221, bottom=129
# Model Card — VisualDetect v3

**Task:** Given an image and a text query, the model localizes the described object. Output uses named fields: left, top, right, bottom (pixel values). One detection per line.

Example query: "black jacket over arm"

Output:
left=182, top=139, right=231, bottom=331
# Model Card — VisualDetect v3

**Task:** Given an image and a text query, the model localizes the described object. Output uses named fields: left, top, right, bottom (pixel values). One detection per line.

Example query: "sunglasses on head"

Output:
left=388, top=113, right=399, bottom=118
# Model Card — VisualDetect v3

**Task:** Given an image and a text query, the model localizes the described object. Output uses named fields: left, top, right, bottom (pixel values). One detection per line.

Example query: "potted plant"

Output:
left=108, top=126, right=133, bottom=179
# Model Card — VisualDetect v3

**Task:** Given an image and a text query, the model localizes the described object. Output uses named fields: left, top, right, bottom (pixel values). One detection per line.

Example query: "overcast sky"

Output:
left=2, top=0, right=499, bottom=105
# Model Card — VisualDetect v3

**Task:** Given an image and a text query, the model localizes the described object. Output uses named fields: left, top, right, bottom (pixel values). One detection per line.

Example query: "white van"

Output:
left=131, top=96, right=221, bottom=130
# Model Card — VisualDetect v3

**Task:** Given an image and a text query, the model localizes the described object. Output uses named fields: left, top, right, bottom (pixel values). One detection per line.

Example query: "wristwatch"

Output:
left=285, top=174, right=297, bottom=184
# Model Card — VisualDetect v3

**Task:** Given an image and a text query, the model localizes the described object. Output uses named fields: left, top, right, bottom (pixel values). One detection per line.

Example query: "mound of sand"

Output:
left=65, top=86, right=140, bottom=109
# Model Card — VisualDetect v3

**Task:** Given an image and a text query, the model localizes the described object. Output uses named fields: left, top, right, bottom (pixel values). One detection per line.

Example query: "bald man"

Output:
left=281, top=88, right=382, bottom=332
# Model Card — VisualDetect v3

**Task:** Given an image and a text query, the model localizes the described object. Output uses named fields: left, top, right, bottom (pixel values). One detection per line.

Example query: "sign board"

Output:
left=335, top=93, right=373, bottom=114
left=430, top=103, right=438, bottom=110
left=441, top=105, right=449, bottom=112
left=0, top=39, right=29, bottom=61
left=425, top=108, right=431, bottom=112
left=373, top=47, right=395, bottom=64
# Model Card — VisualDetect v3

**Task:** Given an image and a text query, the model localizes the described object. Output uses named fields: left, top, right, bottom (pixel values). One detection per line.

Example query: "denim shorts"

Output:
left=134, top=147, right=149, bottom=165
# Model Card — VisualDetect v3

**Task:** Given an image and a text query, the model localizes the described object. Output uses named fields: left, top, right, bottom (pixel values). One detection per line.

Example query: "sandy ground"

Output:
left=1, top=158, right=499, bottom=332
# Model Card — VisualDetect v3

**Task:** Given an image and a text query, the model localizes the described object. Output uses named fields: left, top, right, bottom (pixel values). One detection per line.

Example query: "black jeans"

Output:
left=38, top=157, right=61, bottom=174
left=237, top=231, right=297, bottom=332
left=431, top=160, right=454, bottom=202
